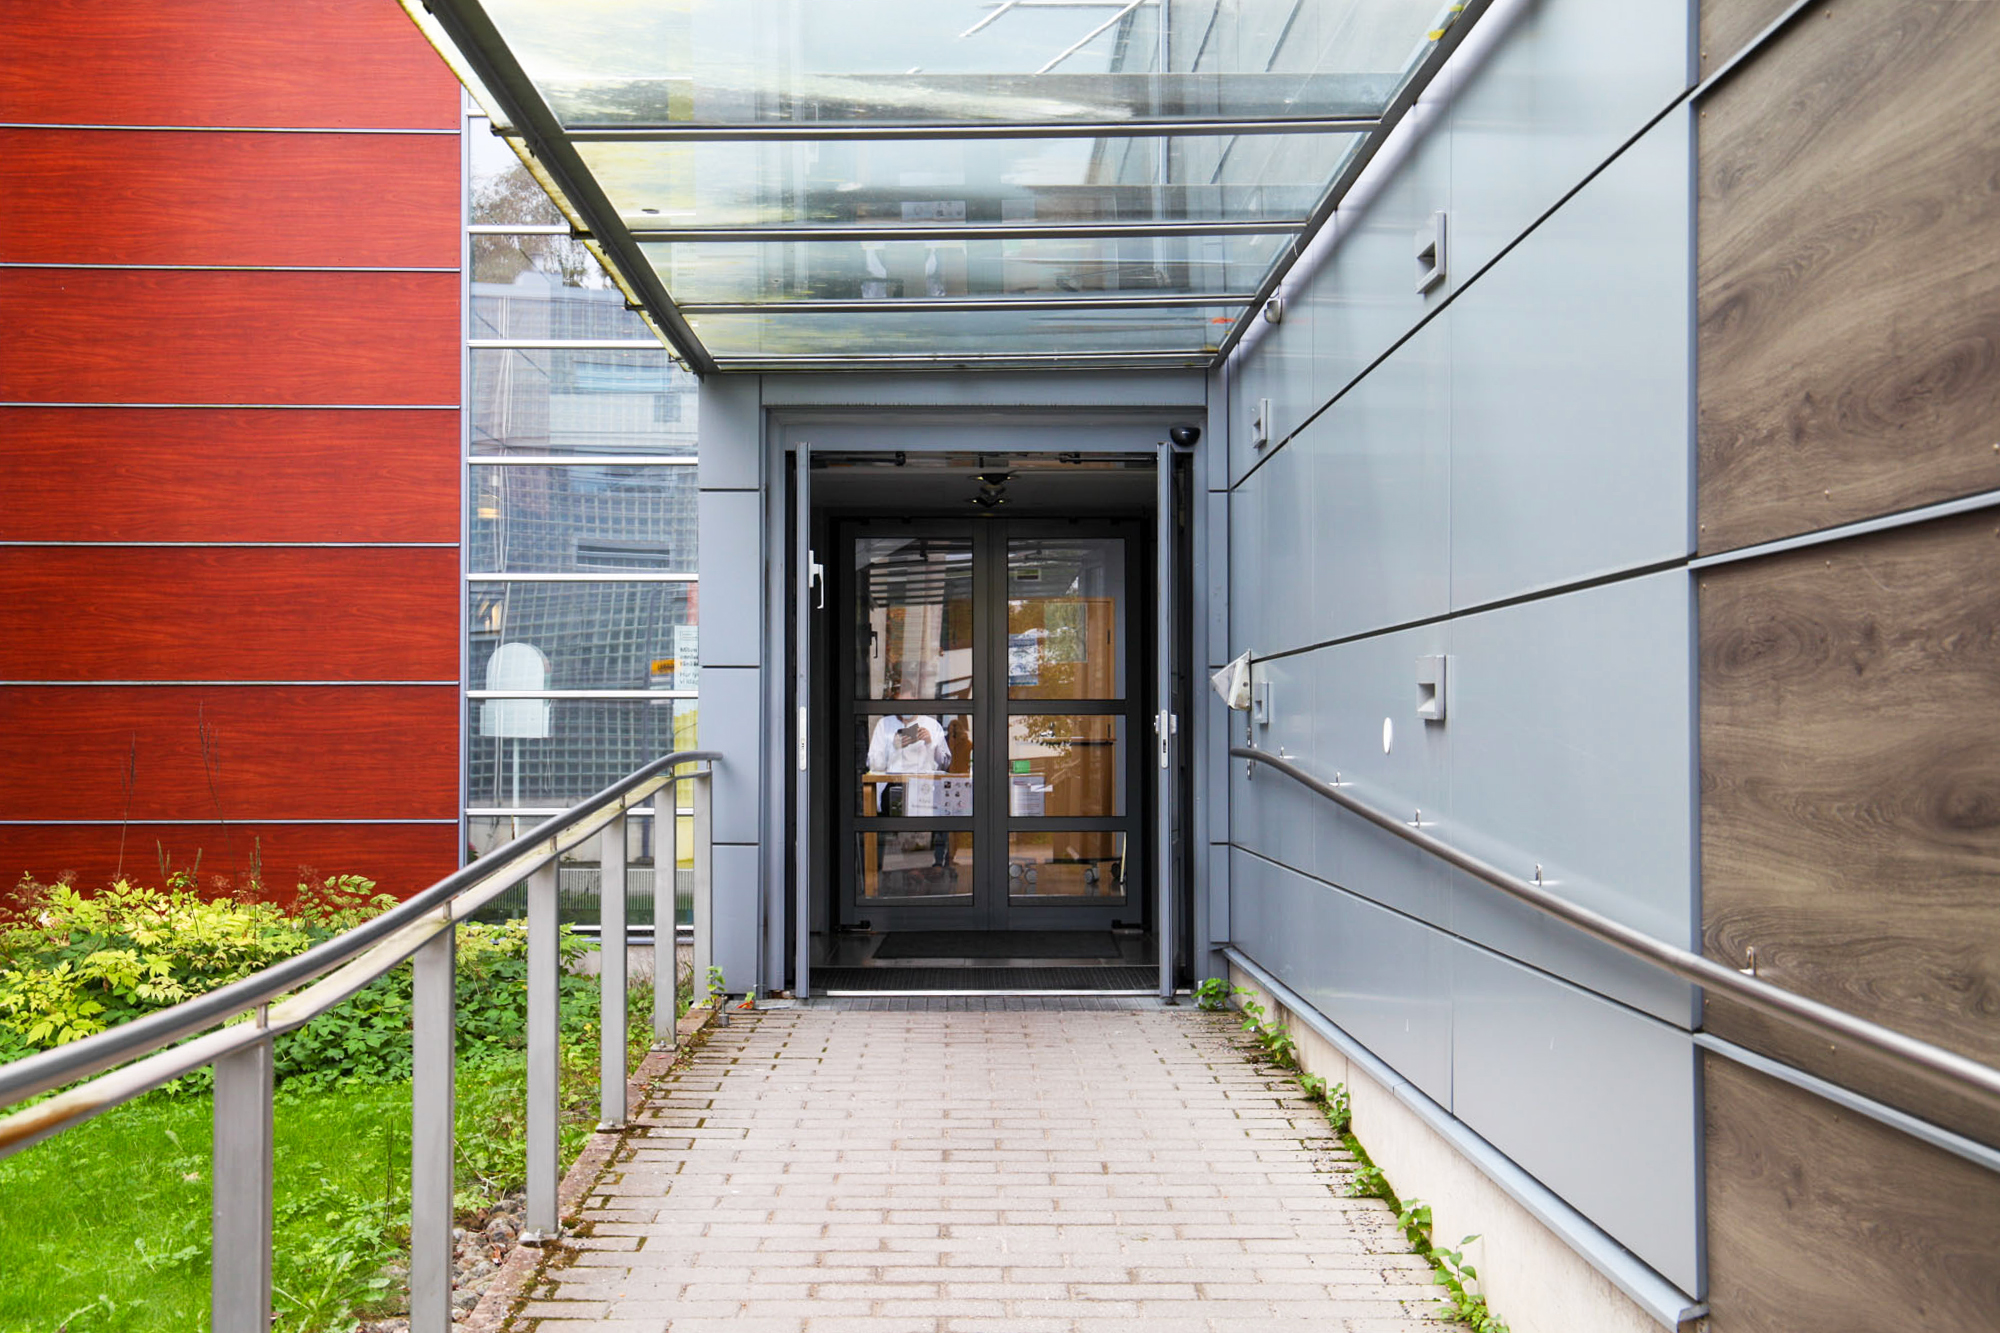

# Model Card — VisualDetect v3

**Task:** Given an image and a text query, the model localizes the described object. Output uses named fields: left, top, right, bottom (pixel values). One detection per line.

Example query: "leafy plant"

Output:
left=1433, top=1236, right=1507, bottom=1332
left=1194, top=977, right=1242, bottom=1011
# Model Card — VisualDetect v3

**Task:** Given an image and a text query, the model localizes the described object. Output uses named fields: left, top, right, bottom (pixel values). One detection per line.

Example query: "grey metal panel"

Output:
left=1228, top=653, right=1317, bottom=875
left=757, top=371, right=1206, bottom=408
left=1446, top=0, right=1691, bottom=289
left=1235, top=440, right=1319, bottom=658
left=1450, top=108, right=1692, bottom=609
left=1226, top=477, right=1265, bottom=657
left=1204, top=489, right=1230, bottom=670
left=1204, top=841, right=1230, bottom=976
left=1231, top=848, right=1453, bottom=1103
left=1205, top=363, right=1231, bottom=495
left=773, top=417, right=1177, bottom=454
left=708, top=842, right=763, bottom=993
left=1450, top=940, right=1700, bottom=1294
left=1299, top=315, right=1451, bottom=643
left=697, top=664, right=765, bottom=847
left=1443, top=570, right=1696, bottom=1025
left=1304, top=624, right=1450, bottom=925
left=1228, top=300, right=1317, bottom=485
left=696, top=488, right=765, bottom=668
left=697, top=374, right=763, bottom=491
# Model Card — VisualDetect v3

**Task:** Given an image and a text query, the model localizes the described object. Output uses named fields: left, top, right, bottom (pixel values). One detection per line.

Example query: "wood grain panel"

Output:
left=1698, top=0, right=1794, bottom=76
left=1696, top=1, right=2000, bottom=554
left=0, top=687, right=457, bottom=820
left=1704, top=1054, right=2000, bottom=1333
left=0, top=548, right=459, bottom=680
left=2, top=0, right=458, bottom=129
left=1700, top=512, right=2000, bottom=1142
left=2, top=130, right=461, bottom=269
left=0, top=823, right=458, bottom=905
left=1, top=270, right=459, bottom=405
left=0, top=408, right=459, bottom=543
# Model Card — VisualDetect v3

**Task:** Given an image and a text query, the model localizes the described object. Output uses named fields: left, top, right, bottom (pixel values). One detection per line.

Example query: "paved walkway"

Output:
left=524, top=1000, right=1449, bottom=1332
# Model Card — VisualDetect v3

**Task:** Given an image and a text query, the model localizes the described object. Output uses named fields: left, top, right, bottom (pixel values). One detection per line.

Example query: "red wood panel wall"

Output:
left=1, top=1, right=464, bottom=899
left=2, top=269, right=460, bottom=405
left=2, top=0, right=460, bottom=129
left=4, top=130, right=462, bottom=269
left=0, top=547, right=460, bottom=680
left=0, top=408, right=460, bottom=543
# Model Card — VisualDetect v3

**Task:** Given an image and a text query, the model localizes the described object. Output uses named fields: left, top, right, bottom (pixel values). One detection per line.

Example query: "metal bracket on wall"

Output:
left=1416, top=210, right=1448, bottom=294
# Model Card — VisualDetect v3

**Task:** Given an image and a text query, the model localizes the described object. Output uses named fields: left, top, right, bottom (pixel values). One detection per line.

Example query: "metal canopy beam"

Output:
left=557, top=116, right=1380, bottom=142
left=680, top=293, right=1255, bottom=314
left=632, top=220, right=1293, bottom=244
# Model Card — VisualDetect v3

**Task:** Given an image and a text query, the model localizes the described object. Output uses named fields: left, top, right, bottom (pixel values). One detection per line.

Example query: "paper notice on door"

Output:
left=905, top=777, right=938, bottom=817
left=1009, top=773, right=1046, bottom=817
left=939, top=777, right=973, bottom=816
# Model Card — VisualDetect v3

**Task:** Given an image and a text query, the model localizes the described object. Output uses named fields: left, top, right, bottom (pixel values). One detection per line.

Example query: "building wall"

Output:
left=0, top=0, right=463, bottom=899
left=1693, top=1, right=2000, bottom=1327
left=1222, top=0, right=1703, bottom=1312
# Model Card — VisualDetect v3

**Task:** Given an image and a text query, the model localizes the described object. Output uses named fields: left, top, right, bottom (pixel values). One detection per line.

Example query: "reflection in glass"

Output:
left=1007, top=831, right=1126, bottom=901
left=1007, top=715, right=1123, bottom=818
left=1008, top=538, right=1124, bottom=699
left=854, top=536, right=974, bottom=700
left=468, top=698, right=696, bottom=807
left=472, top=349, right=696, bottom=455
left=470, top=120, right=562, bottom=225
left=470, top=582, right=693, bottom=690
left=466, top=813, right=687, bottom=928
left=692, top=306, right=1239, bottom=359
left=854, top=713, right=972, bottom=817
left=645, top=234, right=1288, bottom=306
left=583, top=134, right=1358, bottom=230
left=858, top=832, right=973, bottom=901
left=471, top=465, right=696, bottom=573
left=473, top=271, right=655, bottom=343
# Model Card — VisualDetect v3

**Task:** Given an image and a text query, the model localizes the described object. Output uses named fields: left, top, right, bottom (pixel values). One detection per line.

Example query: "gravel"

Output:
left=358, top=1190, right=527, bottom=1330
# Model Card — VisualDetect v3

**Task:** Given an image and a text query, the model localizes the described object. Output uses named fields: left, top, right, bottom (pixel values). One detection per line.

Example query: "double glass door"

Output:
left=838, top=519, right=1143, bottom=931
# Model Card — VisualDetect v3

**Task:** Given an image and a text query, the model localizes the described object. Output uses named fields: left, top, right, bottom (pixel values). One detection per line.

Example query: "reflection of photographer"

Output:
left=866, top=688, right=954, bottom=875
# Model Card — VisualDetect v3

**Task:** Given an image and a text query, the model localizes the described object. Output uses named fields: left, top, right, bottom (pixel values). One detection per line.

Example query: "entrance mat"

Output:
left=814, top=965, right=1157, bottom=993
left=872, top=930, right=1122, bottom=962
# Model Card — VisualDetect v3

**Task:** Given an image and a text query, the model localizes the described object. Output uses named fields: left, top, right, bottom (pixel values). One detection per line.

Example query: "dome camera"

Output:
left=1168, top=424, right=1201, bottom=447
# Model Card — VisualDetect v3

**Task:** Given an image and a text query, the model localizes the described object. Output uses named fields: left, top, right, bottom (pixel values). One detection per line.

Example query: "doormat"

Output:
left=814, top=965, right=1157, bottom=993
left=871, top=930, right=1123, bottom=962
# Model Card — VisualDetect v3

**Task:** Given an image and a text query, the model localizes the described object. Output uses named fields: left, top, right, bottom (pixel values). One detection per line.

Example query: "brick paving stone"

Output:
left=520, top=1003, right=1448, bottom=1331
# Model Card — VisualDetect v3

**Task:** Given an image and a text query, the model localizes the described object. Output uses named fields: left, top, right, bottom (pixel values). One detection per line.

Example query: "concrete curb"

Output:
left=462, top=1004, right=719, bottom=1333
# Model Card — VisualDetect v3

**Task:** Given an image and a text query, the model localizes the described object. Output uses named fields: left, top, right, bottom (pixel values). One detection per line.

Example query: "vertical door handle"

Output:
left=1157, top=709, right=1171, bottom=768
left=798, top=706, right=809, bottom=771
left=808, top=550, right=825, bottom=610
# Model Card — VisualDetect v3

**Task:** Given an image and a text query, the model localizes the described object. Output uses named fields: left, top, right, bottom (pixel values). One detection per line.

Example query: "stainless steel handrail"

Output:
left=0, top=749, right=721, bottom=1333
left=1230, top=745, right=2000, bottom=1123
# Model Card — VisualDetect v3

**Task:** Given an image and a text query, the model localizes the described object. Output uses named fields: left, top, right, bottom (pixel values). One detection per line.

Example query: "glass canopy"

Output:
left=409, top=0, right=1482, bottom=372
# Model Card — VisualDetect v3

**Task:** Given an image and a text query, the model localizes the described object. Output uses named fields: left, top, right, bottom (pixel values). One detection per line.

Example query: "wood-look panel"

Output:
left=2, top=130, right=461, bottom=269
left=0, top=687, right=458, bottom=820
left=1696, top=1, right=2000, bottom=554
left=1704, top=1054, right=2000, bottom=1333
left=2, top=0, right=458, bottom=129
left=1700, top=512, right=2000, bottom=1142
left=2, top=270, right=459, bottom=405
left=0, top=408, right=459, bottom=543
left=1697, top=0, right=1794, bottom=76
left=0, top=823, right=458, bottom=905
left=0, top=548, right=459, bottom=681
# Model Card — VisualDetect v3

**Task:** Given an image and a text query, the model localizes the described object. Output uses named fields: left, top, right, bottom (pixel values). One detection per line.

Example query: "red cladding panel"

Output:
left=0, top=823, right=460, bottom=904
left=1, top=270, right=460, bottom=405
left=0, top=687, right=459, bottom=820
left=0, top=547, right=460, bottom=681
left=2, top=130, right=462, bottom=269
left=0, top=408, right=460, bottom=543
left=2, top=0, right=460, bottom=129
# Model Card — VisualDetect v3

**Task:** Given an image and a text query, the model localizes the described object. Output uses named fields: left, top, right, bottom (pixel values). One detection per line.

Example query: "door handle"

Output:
left=1157, top=709, right=1171, bottom=768
left=808, top=550, right=825, bottom=610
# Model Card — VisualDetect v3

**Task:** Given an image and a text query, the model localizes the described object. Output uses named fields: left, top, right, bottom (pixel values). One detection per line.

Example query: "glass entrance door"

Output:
left=838, top=518, right=1143, bottom=932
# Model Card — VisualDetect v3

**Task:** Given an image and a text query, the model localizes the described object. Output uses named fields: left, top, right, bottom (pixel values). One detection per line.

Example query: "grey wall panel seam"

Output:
left=1223, top=945, right=1704, bottom=1329
left=1230, top=842, right=1695, bottom=1031
left=1246, top=556, right=1688, bottom=662
left=1687, top=487, right=2000, bottom=568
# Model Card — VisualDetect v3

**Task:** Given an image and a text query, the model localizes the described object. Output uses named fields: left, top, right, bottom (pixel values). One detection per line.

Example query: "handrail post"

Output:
left=651, top=774, right=679, bottom=1049
left=692, top=767, right=713, bottom=1010
left=212, top=1030, right=274, bottom=1333
left=524, top=859, right=560, bottom=1242
left=598, top=811, right=628, bottom=1129
left=410, top=927, right=456, bottom=1333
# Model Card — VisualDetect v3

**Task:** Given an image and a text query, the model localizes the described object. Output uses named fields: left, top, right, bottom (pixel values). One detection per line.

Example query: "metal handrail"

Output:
left=1230, top=745, right=2000, bottom=1124
left=0, top=749, right=721, bottom=1333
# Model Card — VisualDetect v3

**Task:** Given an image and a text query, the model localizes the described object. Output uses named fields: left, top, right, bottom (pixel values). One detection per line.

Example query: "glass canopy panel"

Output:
left=478, top=0, right=1447, bottom=125
left=575, top=133, right=1361, bottom=230
left=640, top=233, right=1290, bottom=304
left=686, top=306, right=1242, bottom=359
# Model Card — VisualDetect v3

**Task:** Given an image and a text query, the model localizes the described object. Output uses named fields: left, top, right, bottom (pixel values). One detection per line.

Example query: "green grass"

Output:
left=0, top=981, right=675, bottom=1333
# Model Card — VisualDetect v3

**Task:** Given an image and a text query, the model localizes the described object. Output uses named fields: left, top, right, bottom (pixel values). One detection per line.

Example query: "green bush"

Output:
left=0, top=874, right=596, bottom=1089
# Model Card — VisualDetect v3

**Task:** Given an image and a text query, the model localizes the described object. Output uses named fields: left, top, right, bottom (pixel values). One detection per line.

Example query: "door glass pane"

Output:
left=1007, top=831, right=1126, bottom=902
left=1007, top=714, right=1123, bottom=818
left=855, top=535, right=974, bottom=700
left=853, top=713, right=973, bottom=817
left=1007, top=538, right=1124, bottom=699
left=857, top=832, right=973, bottom=902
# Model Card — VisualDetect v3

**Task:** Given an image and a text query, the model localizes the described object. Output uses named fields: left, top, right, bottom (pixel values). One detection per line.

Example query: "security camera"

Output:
left=1168, top=424, right=1201, bottom=447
